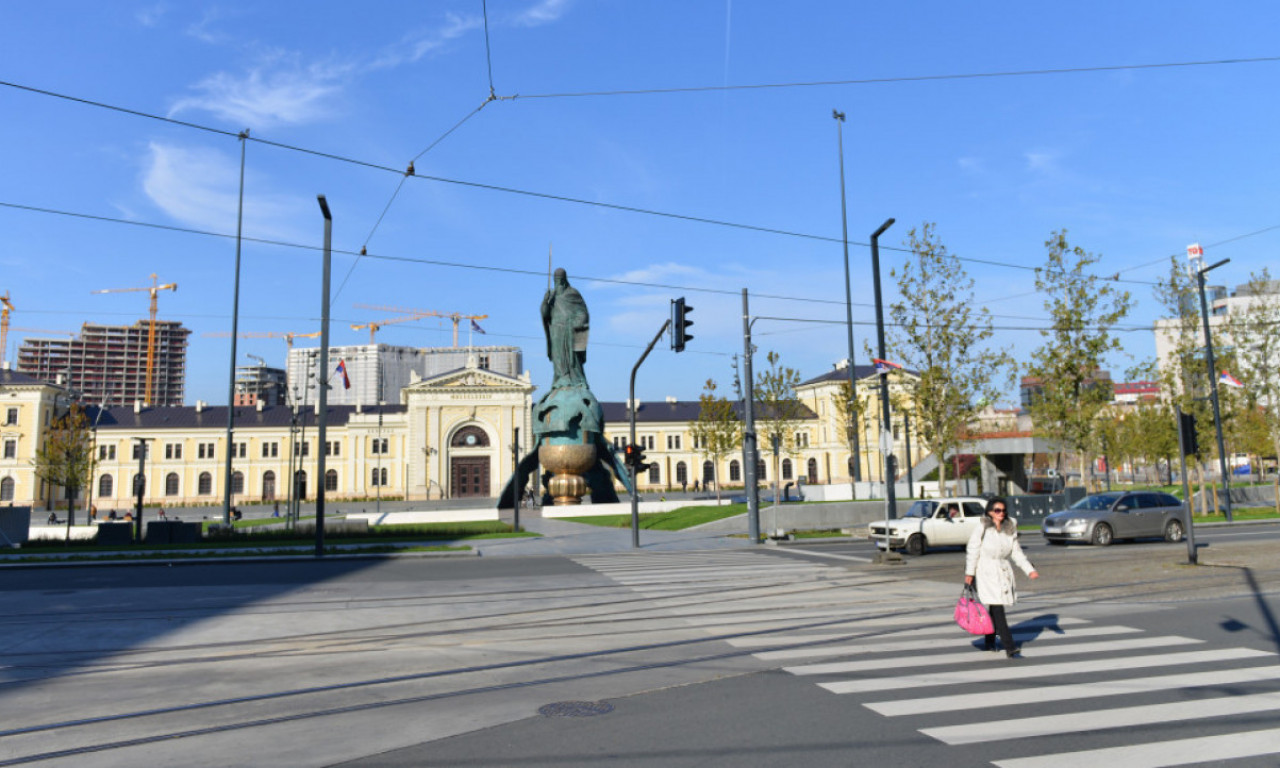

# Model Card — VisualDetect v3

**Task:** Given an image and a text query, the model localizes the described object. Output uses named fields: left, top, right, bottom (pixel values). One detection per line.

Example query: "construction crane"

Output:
left=245, top=353, right=266, bottom=366
left=203, top=330, right=323, bottom=349
left=350, top=313, right=434, bottom=344
left=93, top=273, right=177, bottom=406
left=0, top=292, right=13, bottom=367
left=353, top=304, right=488, bottom=347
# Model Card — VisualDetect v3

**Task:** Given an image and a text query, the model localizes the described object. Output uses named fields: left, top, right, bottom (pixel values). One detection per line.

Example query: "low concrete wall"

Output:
left=0, top=507, right=31, bottom=546
left=540, top=499, right=732, bottom=519
left=693, top=500, right=916, bottom=534
left=27, top=525, right=99, bottom=541
left=347, top=508, right=500, bottom=526
left=293, top=519, right=370, bottom=536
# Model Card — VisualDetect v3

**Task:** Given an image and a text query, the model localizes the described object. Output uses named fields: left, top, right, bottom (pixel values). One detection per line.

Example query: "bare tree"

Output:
left=32, top=402, right=96, bottom=526
left=689, top=379, right=741, bottom=502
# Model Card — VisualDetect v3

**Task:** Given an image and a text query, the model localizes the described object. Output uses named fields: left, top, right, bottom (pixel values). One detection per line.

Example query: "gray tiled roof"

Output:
left=797, top=365, right=886, bottom=386
left=0, top=369, right=57, bottom=387
left=600, top=400, right=816, bottom=425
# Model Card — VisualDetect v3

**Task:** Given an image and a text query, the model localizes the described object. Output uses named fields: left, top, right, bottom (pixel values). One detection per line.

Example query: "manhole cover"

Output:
left=537, top=700, right=614, bottom=718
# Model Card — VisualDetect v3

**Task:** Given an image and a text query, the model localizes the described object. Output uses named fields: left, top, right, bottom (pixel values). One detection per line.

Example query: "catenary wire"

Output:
left=509, top=55, right=1280, bottom=99
left=0, top=78, right=1165, bottom=287
left=1114, top=223, right=1280, bottom=276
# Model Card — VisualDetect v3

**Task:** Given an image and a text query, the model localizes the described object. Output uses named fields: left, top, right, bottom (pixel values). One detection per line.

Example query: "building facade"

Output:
left=287, top=344, right=524, bottom=407
left=16, top=320, right=190, bottom=407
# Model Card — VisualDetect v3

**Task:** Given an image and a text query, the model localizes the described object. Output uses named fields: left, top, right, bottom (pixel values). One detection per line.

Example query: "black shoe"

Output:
left=983, top=638, right=996, bottom=651
left=1006, top=647, right=1023, bottom=659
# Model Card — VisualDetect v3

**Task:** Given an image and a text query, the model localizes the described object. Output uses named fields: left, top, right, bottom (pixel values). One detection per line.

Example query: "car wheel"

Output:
left=1164, top=519, right=1185, bottom=543
left=906, top=534, right=927, bottom=556
left=1091, top=523, right=1113, bottom=547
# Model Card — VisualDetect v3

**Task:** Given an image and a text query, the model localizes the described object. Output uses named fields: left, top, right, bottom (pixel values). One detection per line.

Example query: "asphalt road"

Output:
left=2, top=525, right=1278, bottom=767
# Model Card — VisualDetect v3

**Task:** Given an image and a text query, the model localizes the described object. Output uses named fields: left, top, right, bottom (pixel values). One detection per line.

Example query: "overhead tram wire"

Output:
left=3, top=199, right=1176, bottom=332
left=0, top=79, right=1176, bottom=290
left=1114, top=223, right=1280, bottom=276
left=509, top=55, right=1280, bottom=100
left=336, top=1, right=506, bottom=302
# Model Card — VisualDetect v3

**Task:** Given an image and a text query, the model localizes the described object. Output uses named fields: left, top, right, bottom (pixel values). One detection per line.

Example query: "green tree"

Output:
left=32, top=402, right=96, bottom=526
left=1226, top=268, right=1280, bottom=465
left=689, top=378, right=741, bottom=501
left=887, top=223, right=1012, bottom=496
left=755, top=351, right=805, bottom=501
left=1025, top=231, right=1133, bottom=489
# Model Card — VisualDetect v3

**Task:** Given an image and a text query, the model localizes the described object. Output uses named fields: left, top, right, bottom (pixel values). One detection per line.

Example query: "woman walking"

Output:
left=964, top=497, right=1038, bottom=658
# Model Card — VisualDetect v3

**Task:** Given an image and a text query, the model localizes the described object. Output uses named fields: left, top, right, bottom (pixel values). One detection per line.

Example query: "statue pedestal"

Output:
left=539, top=443, right=597, bottom=505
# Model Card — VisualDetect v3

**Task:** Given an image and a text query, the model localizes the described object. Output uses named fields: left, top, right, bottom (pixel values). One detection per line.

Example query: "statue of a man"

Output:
left=541, top=268, right=589, bottom=389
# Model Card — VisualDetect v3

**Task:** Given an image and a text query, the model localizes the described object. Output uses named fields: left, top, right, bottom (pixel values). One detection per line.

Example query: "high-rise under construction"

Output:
left=16, top=320, right=190, bottom=406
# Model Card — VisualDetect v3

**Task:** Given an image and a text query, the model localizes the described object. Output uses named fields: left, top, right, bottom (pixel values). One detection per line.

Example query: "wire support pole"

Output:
left=1195, top=258, right=1233, bottom=522
left=630, top=318, right=672, bottom=549
left=741, top=289, right=760, bottom=543
left=834, top=109, right=861, bottom=497
left=221, top=130, right=248, bottom=526
left=316, top=195, right=333, bottom=557
left=870, top=218, right=897, bottom=531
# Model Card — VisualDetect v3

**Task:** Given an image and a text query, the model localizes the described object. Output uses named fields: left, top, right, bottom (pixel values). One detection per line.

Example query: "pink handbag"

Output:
left=955, top=584, right=994, bottom=635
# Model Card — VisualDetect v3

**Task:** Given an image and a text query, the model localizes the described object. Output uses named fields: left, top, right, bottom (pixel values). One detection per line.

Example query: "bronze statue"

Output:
left=499, top=268, right=632, bottom=508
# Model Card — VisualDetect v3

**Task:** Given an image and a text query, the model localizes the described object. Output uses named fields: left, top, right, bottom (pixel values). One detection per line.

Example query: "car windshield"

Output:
left=1070, top=493, right=1123, bottom=511
left=903, top=501, right=935, bottom=518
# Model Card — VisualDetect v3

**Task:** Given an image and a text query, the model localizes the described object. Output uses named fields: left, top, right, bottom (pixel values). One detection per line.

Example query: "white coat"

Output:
left=965, top=515, right=1035, bottom=606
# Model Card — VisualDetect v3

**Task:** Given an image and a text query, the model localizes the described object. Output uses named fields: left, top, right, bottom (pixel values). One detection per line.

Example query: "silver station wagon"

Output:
left=1042, top=491, right=1187, bottom=546
left=867, top=497, right=990, bottom=556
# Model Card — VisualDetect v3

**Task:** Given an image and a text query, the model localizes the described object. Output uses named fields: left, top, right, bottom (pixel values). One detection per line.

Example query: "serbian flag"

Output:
left=470, top=319, right=486, bottom=334
left=1219, top=370, right=1244, bottom=389
left=873, top=358, right=903, bottom=375
left=336, top=359, right=351, bottom=389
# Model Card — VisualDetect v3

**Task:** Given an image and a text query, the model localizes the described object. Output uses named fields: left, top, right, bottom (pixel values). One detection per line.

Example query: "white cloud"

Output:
left=371, top=12, right=484, bottom=70
left=512, top=0, right=571, bottom=27
left=957, top=156, right=984, bottom=173
left=169, top=61, right=344, bottom=128
left=135, top=3, right=166, bottom=27
left=185, top=7, right=227, bottom=44
left=1025, top=150, right=1062, bottom=174
left=142, top=142, right=303, bottom=240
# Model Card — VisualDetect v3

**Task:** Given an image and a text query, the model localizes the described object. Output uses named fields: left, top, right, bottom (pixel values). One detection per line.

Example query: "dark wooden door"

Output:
left=451, top=457, right=490, bottom=498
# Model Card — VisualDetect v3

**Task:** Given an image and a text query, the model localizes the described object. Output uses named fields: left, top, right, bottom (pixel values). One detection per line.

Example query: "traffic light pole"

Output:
left=629, top=318, right=672, bottom=549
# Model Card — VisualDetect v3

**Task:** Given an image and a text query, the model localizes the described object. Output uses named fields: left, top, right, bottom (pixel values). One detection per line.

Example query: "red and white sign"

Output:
left=1187, top=243, right=1204, bottom=258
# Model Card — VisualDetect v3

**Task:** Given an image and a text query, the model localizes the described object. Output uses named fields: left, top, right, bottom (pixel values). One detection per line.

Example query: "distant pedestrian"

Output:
left=964, top=497, right=1038, bottom=658
left=272, top=502, right=280, bottom=518
left=90, top=505, right=98, bottom=521
left=47, top=512, right=57, bottom=525
left=157, top=507, right=167, bottom=520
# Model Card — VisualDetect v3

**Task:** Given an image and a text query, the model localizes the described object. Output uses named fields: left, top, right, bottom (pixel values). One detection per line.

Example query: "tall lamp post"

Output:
left=315, top=195, right=333, bottom=557
left=834, top=109, right=861, bottom=500
left=221, top=129, right=248, bottom=527
left=1192, top=252, right=1233, bottom=522
left=870, top=218, right=899, bottom=564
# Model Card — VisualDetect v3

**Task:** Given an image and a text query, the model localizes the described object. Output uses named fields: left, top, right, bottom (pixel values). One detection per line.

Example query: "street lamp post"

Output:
left=315, top=195, right=332, bottom=557
left=870, top=217, right=899, bottom=564
left=1194, top=256, right=1234, bottom=523
left=221, top=129, right=248, bottom=527
left=834, top=109, right=861, bottom=500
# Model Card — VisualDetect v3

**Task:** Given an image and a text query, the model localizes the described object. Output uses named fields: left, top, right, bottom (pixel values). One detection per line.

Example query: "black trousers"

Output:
left=985, top=604, right=1016, bottom=651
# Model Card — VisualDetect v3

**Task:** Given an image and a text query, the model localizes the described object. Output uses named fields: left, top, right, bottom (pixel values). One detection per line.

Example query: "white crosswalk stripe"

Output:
left=572, top=552, right=1280, bottom=767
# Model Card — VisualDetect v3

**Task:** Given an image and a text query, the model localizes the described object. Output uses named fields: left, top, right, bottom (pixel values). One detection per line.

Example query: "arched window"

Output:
left=647, top=463, right=660, bottom=484
left=294, top=470, right=307, bottom=500
left=262, top=471, right=276, bottom=500
left=231, top=471, right=244, bottom=494
left=807, top=458, right=818, bottom=483
left=132, top=473, right=146, bottom=497
left=198, top=472, right=212, bottom=495
left=450, top=426, right=489, bottom=447
left=757, top=459, right=767, bottom=481
left=97, top=474, right=112, bottom=499
left=782, top=459, right=793, bottom=480
left=165, top=472, right=179, bottom=497
left=675, top=462, right=688, bottom=485
left=325, top=469, right=338, bottom=492
left=702, top=461, right=714, bottom=483
left=729, top=460, right=741, bottom=482
left=0, top=477, right=13, bottom=501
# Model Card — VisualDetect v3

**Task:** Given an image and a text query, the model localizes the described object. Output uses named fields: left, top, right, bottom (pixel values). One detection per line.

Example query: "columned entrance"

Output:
left=451, top=456, right=490, bottom=498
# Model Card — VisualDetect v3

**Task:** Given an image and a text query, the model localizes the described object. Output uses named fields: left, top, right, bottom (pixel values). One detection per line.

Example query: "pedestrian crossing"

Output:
left=572, top=550, right=1280, bottom=768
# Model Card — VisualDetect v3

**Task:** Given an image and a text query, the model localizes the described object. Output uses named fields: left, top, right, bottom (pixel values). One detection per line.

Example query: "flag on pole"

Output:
left=470, top=319, right=486, bottom=334
left=873, top=358, right=902, bottom=375
left=336, top=359, right=351, bottom=390
left=1219, top=370, right=1244, bottom=389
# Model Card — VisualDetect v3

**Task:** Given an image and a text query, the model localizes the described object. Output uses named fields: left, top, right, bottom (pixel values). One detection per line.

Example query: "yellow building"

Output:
left=3, top=357, right=923, bottom=508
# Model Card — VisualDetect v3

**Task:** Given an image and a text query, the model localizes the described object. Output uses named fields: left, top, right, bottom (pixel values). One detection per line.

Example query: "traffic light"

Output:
left=624, top=443, right=649, bottom=472
left=671, top=297, right=694, bottom=352
left=1178, top=410, right=1199, bottom=457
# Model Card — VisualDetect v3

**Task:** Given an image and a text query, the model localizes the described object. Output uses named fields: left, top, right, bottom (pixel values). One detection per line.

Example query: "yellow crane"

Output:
left=93, top=274, right=178, bottom=406
left=0, top=292, right=13, bottom=367
left=350, top=313, right=434, bottom=344
left=352, top=304, right=488, bottom=347
left=203, top=330, right=323, bottom=349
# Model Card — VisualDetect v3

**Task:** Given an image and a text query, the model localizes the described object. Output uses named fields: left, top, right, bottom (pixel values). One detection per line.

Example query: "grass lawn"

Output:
left=561, top=503, right=748, bottom=531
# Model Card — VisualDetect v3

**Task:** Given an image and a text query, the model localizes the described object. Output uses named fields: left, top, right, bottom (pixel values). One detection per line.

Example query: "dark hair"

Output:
left=985, top=496, right=1009, bottom=516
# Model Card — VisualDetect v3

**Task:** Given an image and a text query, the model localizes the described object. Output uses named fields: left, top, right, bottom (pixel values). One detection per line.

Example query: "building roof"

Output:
left=0, top=368, right=57, bottom=388
left=601, top=400, right=817, bottom=425
left=91, top=403, right=406, bottom=432
left=798, top=364, right=910, bottom=387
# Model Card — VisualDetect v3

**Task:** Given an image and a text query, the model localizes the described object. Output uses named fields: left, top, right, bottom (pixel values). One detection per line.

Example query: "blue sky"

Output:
left=2, top=1, right=1277, bottom=407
